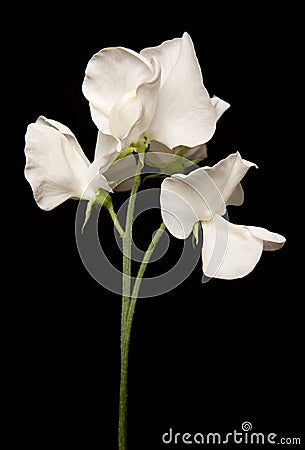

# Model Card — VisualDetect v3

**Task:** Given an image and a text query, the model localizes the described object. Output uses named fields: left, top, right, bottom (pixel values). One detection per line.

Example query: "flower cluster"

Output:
left=24, top=32, right=285, bottom=280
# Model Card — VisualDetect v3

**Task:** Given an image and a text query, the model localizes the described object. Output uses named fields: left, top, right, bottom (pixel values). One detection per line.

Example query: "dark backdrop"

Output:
left=14, top=4, right=302, bottom=449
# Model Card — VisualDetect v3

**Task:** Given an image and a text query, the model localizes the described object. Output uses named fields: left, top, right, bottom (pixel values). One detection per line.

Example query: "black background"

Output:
left=14, top=4, right=302, bottom=449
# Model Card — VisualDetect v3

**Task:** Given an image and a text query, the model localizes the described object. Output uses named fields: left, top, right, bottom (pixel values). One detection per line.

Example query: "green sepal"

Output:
left=82, top=197, right=96, bottom=233
left=159, top=155, right=197, bottom=176
left=81, top=188, right=111, bottom=233
left=114, top=146, right=134, bottom=162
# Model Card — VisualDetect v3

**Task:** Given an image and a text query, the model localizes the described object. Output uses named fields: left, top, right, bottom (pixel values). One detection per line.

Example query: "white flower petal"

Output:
left=227, top=183, right=244, bottom=206
left=149, top=140, right=172, bottom=154
left=120, top=57, right=161, bottom=150
left=24, top=116, right=111, bottom=210
left=103, top=154, right=137, bottom=192
left=247, top=226, right=286, bottom=251
left=82, top=47, right=154, bottom=141
left=109, top=90, right=141, bottom=139
left=38, top=117, right=90, bottom=166
left=140, top=35, right=184, bottom=88
left=93, top=131, right=121, bottom=173
left=203, top=152, right=257, bottom=206
left=169, top=167, right=227, bottom=219
left=147, top=142, right=207, bottom=167
left=145, top=147, right=177, bottom=169
left=160, top=178, right=199, bottom=239
left=183, top=144, right=207, bottom=161
left=160, top=166, right=226, bottom=237
left=202, top=214, right=264, bottom=279
left=146, top=32, right=217, bottom=148
left=211, top=95, right=231, bottom=121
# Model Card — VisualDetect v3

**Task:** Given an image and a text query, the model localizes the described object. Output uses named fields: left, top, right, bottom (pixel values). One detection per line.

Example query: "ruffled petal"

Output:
left=202, top=214, right=264, bottom=279
left=146, top=32, right=217, bottom=148
left=24, top=116, right=111, bottom=210
left=211, top=95, right=231, bottom=121
left=140, top=35, right=184, bottom=88
left=120, top=57, right=161, bottom=150
left=203, top=152, right=257, bottom=207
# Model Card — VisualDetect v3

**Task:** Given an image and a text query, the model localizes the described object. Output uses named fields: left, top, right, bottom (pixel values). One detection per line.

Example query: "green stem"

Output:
left=131, top=222, right=166, bottom=301
left=121, top=154, right=144, bottom=333
left=119, top=153, right=145, bottom=450
left=118, top=221, right=166, bottom=450
left=107, top=203, right=125, bottom=238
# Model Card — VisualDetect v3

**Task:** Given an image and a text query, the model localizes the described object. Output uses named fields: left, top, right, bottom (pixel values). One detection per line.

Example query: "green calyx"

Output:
left=115, top=137, right=150, bottom=163
left=82, top=188, right=111, bottom=233
left=81, top=189, right=124, bottom=237
left=156, top=154, right=197, bottom=176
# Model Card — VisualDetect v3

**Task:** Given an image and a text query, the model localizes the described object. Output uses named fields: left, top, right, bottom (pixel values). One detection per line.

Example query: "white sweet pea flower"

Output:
left=82, top=33, right=229, bottom=154
left=24, top=116, right=136, bottom=210
left=160, top=152, right=286, bottom=279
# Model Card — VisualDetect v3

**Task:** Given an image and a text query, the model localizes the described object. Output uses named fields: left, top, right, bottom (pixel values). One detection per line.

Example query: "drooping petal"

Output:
left=202, top=214, right=265, bottom=279
left=203, top=152, right=257, bottom=207
left=202, top=215, right=286, bottom=279
left=24, top=116, right=111, bottom=210
left=247, top=226, right=286, bottom=250
left=145, top=33, right=217, bottom=148
left=211, top=96, right=231, bottom=121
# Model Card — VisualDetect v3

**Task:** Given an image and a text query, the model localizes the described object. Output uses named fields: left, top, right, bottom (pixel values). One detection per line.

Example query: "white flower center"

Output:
left=109, top=90, right=141, bottom=139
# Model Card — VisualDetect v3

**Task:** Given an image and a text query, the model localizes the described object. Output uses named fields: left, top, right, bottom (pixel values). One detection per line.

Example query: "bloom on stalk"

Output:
left=24, top=116, right=135, bottom=211
left=82, top=33, right=230, bottom=155
left=160, top=152, right=286, bottom=279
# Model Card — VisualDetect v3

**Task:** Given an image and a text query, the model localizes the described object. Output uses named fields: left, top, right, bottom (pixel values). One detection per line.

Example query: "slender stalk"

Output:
left=119, top=153, right=144, bottom=450
left=131, top=222, right=166, bottom=302
left=107, top=203, right=125, bottom=238
left=122, top=154, right=144, bottom=330
left=118, top=221, right=166, bottom=450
